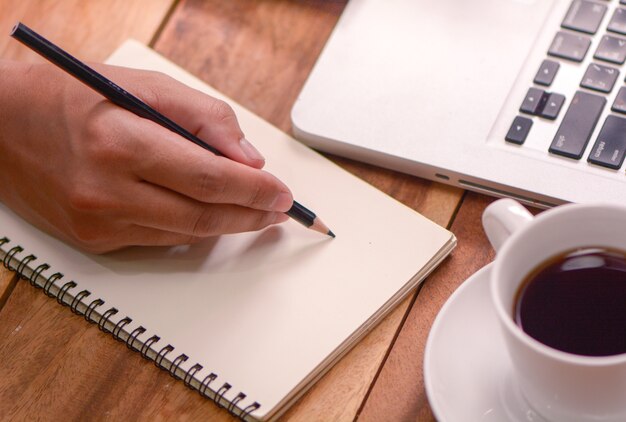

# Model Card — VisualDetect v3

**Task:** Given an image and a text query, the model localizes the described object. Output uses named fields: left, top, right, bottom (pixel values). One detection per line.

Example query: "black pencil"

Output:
left=10, top=22, right=334, bottom=238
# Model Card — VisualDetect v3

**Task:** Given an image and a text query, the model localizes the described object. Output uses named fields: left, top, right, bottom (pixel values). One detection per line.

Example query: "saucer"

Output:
left=424, top=264, right=546, bottom=422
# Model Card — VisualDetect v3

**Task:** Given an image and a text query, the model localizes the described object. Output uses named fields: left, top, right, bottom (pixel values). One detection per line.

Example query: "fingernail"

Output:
left=272, top=192, right=293, bottom=212
left=240, top=137, right=265, bottom=163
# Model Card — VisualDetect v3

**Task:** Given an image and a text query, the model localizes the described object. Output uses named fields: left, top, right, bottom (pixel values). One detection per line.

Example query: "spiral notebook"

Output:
left=0, top=40, right=455, bottom=421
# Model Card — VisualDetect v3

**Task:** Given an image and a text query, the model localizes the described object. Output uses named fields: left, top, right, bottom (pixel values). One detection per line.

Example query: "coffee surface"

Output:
left=515, top=247, right=626, bottom=356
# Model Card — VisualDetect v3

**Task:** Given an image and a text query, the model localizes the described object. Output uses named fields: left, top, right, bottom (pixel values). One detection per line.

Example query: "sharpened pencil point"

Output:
left=308, top=216, right=333, bottom=237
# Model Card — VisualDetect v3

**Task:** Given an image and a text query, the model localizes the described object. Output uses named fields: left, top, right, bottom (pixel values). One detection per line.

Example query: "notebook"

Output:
left=0, top=41, right=456, bottom=421
left=292, top=0, right=626, bottom=208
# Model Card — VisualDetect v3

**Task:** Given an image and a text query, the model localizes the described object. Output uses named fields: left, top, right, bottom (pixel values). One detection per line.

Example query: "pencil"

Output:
left=10, top=22, right=334, bottom=238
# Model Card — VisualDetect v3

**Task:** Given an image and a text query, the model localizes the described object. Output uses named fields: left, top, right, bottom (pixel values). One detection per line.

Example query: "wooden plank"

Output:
left=358, top=192, right=499, bottom=421
left=153, top=0, right=463, bottom=222
left=0, top=280, right=232, bottom=420
left=154, top=1, right=463, bottom=421
left=153, top=0, right=346, bottom=134
left=328, top=156, right=463, bottom=228
left=359, top=196, right=542, bottom=421
left=0, top=0, right=179, bottom=419
left=0, top=268, right=17, bottom=311
left=0, top=275, right=231, bottom=419
left=0, top=1, right=466, bottom=420
left=0, top=0, right=175, bottom=62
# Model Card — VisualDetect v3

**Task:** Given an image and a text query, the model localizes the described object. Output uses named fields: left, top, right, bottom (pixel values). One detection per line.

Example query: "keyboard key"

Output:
left=548, top=31, right=592, bottom=62
left=562, top=0, right=607, bottom=34
left=580, top=63, right=619, bottom=93
left=611, top=86, right=626, bottom=113
left=520, top=87, right=548, bottom=115
left=549, top=91, right=606, bottom=159
left=594, top=34, right=626, bottom=64
left=534, top=60, right=560, bottom=86
left=608, top=8, right=626, bottom=35
left=540, top=93, right=566, bottom=120
left=588, top=115, right=626, bottom=169
left=505, top=116, right=533, bottom=145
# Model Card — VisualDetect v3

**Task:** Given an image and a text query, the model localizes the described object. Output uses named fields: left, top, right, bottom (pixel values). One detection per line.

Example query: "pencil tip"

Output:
left=309, top=217, right=334, bottom=237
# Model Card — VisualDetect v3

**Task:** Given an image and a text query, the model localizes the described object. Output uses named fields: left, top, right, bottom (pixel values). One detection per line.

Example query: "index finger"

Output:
left=130, top=117, right=294, bottom=212
left=98, top=66, right=266, bottom=169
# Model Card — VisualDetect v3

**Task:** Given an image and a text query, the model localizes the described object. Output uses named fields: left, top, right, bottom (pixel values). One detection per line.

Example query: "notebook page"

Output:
left=0, top=40, right=454, bottom=420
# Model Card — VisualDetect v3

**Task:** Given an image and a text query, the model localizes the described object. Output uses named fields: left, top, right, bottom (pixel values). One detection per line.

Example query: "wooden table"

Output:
left=0, top=1, right=504, bottom=420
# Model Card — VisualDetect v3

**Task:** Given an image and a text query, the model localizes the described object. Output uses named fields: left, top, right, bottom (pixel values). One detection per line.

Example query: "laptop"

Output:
left=291, top=0, right=626, bottom=208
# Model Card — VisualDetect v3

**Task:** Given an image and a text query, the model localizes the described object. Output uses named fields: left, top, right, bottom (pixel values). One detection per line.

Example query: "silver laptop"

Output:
left=292, top=0, right=626, bottom=207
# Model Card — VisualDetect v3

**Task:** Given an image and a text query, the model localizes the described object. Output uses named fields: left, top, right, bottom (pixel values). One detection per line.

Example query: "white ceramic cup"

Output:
left=482, top=198, right=626, bottom=422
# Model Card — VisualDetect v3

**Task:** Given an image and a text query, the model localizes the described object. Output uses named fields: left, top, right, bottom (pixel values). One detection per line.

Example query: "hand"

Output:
left=0, top=60, right=293, bottom=253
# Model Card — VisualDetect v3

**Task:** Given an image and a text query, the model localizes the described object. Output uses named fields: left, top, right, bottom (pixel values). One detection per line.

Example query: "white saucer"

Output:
left=424, top=264, right=547, bottom=422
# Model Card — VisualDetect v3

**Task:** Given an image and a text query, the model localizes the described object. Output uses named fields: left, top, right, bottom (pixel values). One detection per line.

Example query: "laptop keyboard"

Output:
left=506, top=0, right=626, bottom=170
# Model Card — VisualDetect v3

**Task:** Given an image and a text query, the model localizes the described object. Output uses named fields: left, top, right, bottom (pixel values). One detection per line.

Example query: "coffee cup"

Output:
left=482, top=198, right=626, bottom=422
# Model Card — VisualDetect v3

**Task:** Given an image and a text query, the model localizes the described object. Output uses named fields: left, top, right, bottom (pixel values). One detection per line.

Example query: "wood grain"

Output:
left=0, top=277, right=234, bottom=421
left=0, top=1, right=468, bottom=420
left=153, top=0, right=346, bottom=133
left=0, top=0, right=175, bottom=62
left=0, top=1, right=191, bottom=420
left=155, top=1, right=463, bottom=420
left=0, top=268, right=17, bottom=311
left=153, top=0, right=463, bottom=221
left=358, top=192, right=498, bottom=421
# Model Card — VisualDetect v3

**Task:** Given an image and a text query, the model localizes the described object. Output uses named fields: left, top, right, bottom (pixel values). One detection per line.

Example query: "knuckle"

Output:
left=246, top=181, right=266, bottom=208
left=209, top=99, right=237, bottom=124
left=82, top=111, right=133, bottom=164
left=64, top=208, right=121, bottom=253
left=196, top=167, right=228, bottom=201
left=189, top=207, right=220, bottom=237
left=65, top=184, right=119, bottom=230
left=66, top=183, right=102, bottom=213
left=244, top=173, right=282, bottom=209
left=82, top=108, right=110, bottom=140
left=134, top=71, right=173, bottom=109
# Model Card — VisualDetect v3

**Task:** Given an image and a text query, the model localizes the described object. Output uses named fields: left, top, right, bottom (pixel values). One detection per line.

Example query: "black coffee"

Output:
left=514, top=247, right=626, bottom=357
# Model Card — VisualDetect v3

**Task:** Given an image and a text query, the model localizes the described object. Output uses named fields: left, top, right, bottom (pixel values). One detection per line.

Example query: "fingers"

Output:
left=101, top=66, right=266, bottom=169
left=59, top=65, right=295, bottom=251
left=65, top=181, right=290, bottom=254
left=123, top=180, right=290, bottom=237
left=58, top=181, right=290, bottom=253
left=95, top=66, right=294, bottom=210
left=128, top=115, right=293, bottom=212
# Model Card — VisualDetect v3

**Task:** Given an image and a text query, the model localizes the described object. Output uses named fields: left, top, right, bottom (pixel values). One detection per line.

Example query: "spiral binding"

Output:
left=0, top=236, right=262, bottom=420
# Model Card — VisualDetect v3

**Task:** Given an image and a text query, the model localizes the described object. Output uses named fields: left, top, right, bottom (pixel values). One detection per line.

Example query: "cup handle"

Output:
left=482, top=198, right=534, bottom=253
